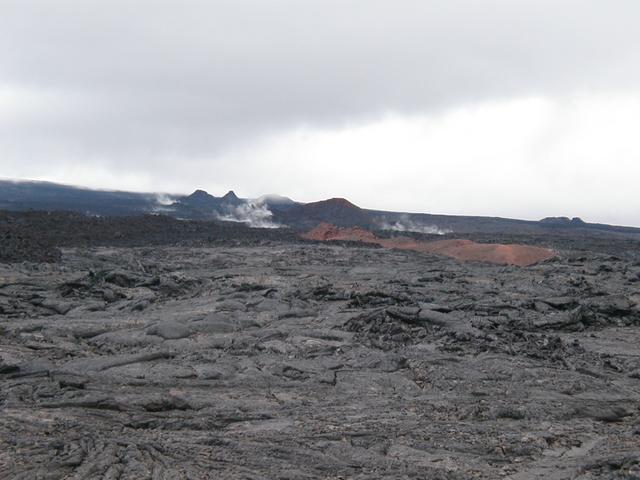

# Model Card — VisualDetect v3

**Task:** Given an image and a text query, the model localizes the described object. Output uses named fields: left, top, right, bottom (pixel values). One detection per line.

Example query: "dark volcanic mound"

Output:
left=276, top=198, right=373, bottom=229
left=221, top=190, right=242, bottom=205
left=179, top=189, right=219, bottom=209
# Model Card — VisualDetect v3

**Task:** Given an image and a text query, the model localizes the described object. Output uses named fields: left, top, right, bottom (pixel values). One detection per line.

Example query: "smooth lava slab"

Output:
left=301, top=223, right=556, bottom=267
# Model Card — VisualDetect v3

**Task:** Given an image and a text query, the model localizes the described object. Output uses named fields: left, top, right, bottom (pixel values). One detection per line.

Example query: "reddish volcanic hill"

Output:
left=277, top=198, right=373, bottom=229
left=302, top=223, right=555, bottom=267
left=300, top=222, right=378, bottom=242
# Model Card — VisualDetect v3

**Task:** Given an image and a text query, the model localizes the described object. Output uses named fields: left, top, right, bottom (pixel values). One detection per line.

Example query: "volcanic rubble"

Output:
left=1, top=217, right=640, bottom=478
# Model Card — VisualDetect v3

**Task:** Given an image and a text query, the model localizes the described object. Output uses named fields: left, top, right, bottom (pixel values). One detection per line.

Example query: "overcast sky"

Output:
left=2, top=1, right=640, bottom=226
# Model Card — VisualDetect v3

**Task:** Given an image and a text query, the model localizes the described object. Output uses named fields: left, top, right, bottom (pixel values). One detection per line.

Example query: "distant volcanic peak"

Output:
left=186, top=189, right=213, bottom=199
left=282, top=196, right=372, bottom=228
left=222, top=190, right=240, bottom=202
left=302, top=223, right=555, bottom=266
left=305, top=198, right=361, bottom=209
left=180, top=189, right=218, bottom=207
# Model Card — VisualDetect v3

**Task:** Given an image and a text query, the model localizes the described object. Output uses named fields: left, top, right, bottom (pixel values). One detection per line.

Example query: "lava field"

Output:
left=1, top=214, right=640, bottom=479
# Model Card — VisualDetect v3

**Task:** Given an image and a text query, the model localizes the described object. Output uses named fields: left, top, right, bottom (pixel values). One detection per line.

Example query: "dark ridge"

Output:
left=0, top=179, right=163, bottom=216
left=2, top=179, right=640, bottom=236
left=0, top=210, right=298, bottom=263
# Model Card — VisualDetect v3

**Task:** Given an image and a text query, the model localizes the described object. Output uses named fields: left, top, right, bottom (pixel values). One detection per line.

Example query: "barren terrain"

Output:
left=301, top=222, right=556, bottom=266
left=1, top=216, right=640, bottom=478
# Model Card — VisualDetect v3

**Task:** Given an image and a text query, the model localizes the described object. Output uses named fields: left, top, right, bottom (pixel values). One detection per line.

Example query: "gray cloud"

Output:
left=1, top=1, right=640, bottom=224
left=3, top=1, right=639, bottom=142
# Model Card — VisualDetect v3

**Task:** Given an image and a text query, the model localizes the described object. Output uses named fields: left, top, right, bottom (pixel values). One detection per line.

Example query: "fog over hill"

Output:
left=1, top=178, right=639, bottom=237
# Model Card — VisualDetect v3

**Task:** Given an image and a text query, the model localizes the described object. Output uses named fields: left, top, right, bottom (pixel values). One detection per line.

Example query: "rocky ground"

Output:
left=1, top=229, right=640, bottom=478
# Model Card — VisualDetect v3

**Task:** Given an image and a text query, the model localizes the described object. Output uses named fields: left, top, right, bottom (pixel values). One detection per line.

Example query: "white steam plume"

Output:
left=151, top=193, right=179, bottom=214
left=379, top=215, right=450, bottom=235
left=216, top=202, right=281, bottom=229
left=154, top=193, right=177, bottom=206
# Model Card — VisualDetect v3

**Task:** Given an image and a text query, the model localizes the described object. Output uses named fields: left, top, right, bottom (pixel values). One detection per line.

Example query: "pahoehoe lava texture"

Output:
left=1, top=219, right=640, bottom=478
